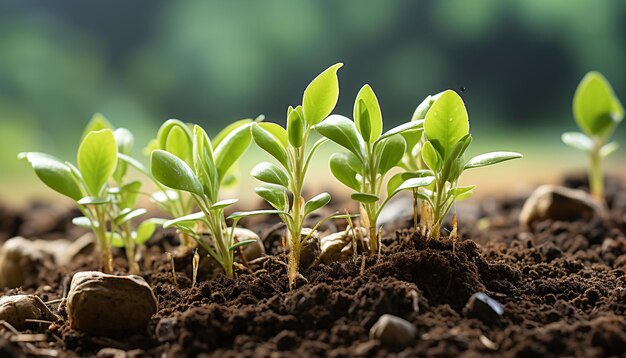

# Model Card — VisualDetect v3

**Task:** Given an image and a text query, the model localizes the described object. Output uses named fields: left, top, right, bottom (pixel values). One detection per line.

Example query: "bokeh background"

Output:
left=2, top=0, right=625, bottom=205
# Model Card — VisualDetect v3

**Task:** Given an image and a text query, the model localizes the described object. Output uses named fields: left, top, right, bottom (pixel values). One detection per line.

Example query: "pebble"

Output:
left=319, top=227, right=367, bottom=265
left=67, top=271, right=158, bottom=335
left=231, top=228, right=265, bottom=261
left=464, top=292, right=504, bottom=324
left=369, top=314, right=417, bottom=349
left=0, top=295, right=58, bottom=330
left=519, top=185, right=607, bottom=227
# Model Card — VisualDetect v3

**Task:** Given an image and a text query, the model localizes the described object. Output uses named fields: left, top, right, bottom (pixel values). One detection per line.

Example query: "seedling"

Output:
left=250, top=63, right=343, bottom=287
left=561, top=71, right=624, bottom=201
left=151, top=122, right=257, bottom=278
left=20, top=115, right=163, bottom=273
left=316, top=84, right=434, bottom=255
left=408, top=90, right=522, bottom=239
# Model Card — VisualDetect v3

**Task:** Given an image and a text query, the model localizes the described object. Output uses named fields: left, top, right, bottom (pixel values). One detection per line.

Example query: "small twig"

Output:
left=10, top=334, right=48, bottom=343
left=360, top=254, right=367, bottom=275
left=192, top=248, right=200, bottom=289
left=24, top=319, right=54, bottom=325
left=44, top=299, right=63, bottom=305
left=167, top=252, right=178, bottom=289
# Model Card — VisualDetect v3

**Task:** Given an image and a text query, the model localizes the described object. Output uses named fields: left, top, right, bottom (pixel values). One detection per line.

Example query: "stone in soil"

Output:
left=369, top=314, right=417, bottom=348
left=519, top=184, right=607, bottom=227
left=463, top=292, right=504, bottom=325
left=0, top=294, right=58, bottom=330
left=67, top=271, right=158, bottom=335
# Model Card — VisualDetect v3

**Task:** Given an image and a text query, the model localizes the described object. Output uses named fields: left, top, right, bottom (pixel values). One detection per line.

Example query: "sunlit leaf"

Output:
left=424, top=90, right=469, bottom=159
left=302, top=63, right=343, bottom=125
left=78, top=129, right=118, bottom=196
left=573, top=71, right=624, bottom=139
left=303, top=192, right=331, bottom=216
left=19, top=152, right=83, bottom=201
left=251, top=162, right=290, bottom=188
left=464, top=152, right=523, bottom=169
left=354, top=85, right=382, bottom=142
left=151, top=149, right=204, bottom=196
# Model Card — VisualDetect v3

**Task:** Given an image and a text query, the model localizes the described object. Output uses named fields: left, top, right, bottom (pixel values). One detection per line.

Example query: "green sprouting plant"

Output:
left=561, top=71, right=624, bottom=201
left=150, top=122, right=255, bottom=278
left=21, top=115, right=163, bottom=273
left=250, top=63, right=343, bottom=287
left=315, top=84, right=434, bottom=255
left=413, top=90, right=522, bottom=239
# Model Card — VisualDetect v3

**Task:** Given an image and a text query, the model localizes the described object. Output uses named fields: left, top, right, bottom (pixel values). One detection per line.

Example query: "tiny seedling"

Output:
left=410, top=90, right=522, bottom=239
left=561, top=71, right=624, bottom=201
left=250, top=63, right=345, bottom=287
left=21, top=115, right=163, bottom=273
left=151, top=122, right=257, bottom=278
left=316, top=84, right=433, bottom=255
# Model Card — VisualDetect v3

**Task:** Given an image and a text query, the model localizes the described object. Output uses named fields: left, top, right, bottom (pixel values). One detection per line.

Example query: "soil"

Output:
left=1, top=175, right=625, bottom=357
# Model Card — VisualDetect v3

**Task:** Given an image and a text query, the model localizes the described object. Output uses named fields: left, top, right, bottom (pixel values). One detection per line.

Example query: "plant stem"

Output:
left=95, top=208, right=114, bottom=273
left=122, top=224, right=140, bottom=274
left=589, top=145, right=603, bottom=202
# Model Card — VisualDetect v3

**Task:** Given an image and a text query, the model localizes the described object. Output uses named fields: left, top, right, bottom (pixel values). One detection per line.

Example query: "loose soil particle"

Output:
left=0, top=175, right=625, bottom=357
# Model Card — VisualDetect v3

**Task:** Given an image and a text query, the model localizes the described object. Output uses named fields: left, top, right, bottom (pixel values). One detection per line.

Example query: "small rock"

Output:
left=464, top=292, right=504, bottom=324
left=0, top=295, right=58, bottom=330
left=67, top=271, right=158, bottom=335
left=96, top=348, right=144, bottom=358
left=319, top=227, right=367, bottom=265
left=519, top=185, right=608, bottom=227
left=231, top=228, right=265, bottom=261
left=369, top=314, right=417, bottom=349
left=0, top=235, right=95, bottom=288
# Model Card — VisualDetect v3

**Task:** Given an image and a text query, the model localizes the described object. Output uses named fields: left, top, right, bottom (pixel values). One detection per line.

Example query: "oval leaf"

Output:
left=164, top=211, right=205, bottom=229
left=72, top=216, right=92, bottom=228
left=329, top=153, right=361, bottom=191
left=77, top=196, right=111, bottom=205
left=251, top=123, right=289, bottom=168
left=78, top=129, right=118, bottom=196
left=212, top=118, right=253, bottom=148
left=354, top=85, right=383, bottom=142
left=211, top=198, right=239, bottom=210
left=214, top=123, right=253, bottom=182
left=376, top=135, right=406, bottom=174
left=287, top=106, right=304, bottom=147
left=464, top=152, right=523, bottom=170
left=422, top=141, right=442, bottom=172
left=151, top=149, right=204, bottom=195
left=351, top=192, right=379, bottom=204
left=19, top=152, right=84, bottom=201
left=303, top=192, right=331, bottom=216
left=134, top=218, right=166, bottom=245
left=573, top=71, right=624, bottom=139
left=302, top=63, right=343, bottom=125
left=251, top=162, right=290, bottom=188
left=424, top=90, right=469, bottom=160
left=82, top=113, right=113, bottom=139
left=114, top=208, right=147, bottom=226
left=255, top=186, right=288, bottom=211
left=561, top=132, right=594, bottom=152
left=315, top=115, right=365, bottom=160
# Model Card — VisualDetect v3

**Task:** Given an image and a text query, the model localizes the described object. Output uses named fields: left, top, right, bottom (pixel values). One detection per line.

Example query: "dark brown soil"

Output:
left=1, top=175, right=625, bottom=357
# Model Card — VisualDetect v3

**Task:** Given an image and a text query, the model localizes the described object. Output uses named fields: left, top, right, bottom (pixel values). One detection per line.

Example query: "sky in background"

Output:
left=1, top=0, right=625, bottom=203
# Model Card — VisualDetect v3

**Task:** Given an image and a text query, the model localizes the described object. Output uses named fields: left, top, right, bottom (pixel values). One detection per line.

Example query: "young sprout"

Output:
left=316, top=84, right=433, bottom=255
left=20, top=120, right=119, bottom=272
left=561, top=71, right=624, bottom=201
left=150, top=122, right=255, bottom=278
left=412, top=90, right=522, bottom=239
left=250, top=63, right=343, bottom=287
left=21, top=115, right=163, bottom=274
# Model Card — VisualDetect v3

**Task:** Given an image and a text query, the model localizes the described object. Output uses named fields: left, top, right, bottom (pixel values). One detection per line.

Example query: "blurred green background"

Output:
left=2, top=0, right=625, bottom=204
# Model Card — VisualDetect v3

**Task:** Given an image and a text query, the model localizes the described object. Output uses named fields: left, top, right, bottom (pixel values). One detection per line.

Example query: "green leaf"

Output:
left=255, top=186, right=288, bottom=211
left=600, top=141, right=619, bottom=157
left=390, top=177, right=435, bottom=199
left=163, top=211, right=205, bottom=229
left=251, top=123, right=289, bottom=168
left=211, top=198, right=238, bottom=210
left=151, top=149, right=204, bottom=196
left=376, top=120, right=423, bottom=143
left=72, top=216, right=92, bottom=228
left=561, top=132, right=594, bottom=152
left=377, top=135, right=406, bottom=174
left=424, top=90, right=469, bottom=159
left=119, top=180, right=142, bottom=209
left=114, top=208, right=147, bottom=225
left=354, top=85, right=382, bottom=142
left=82, top=113, right=113, bottom=139
left=287, top=106, right=304, bottom=147
left=315, top=115, right=365, bottom=160
left=422, top=140, right=442, bottom=171
left=251, top=162, right=290, bottom=188
left=303, top=192, right=331, bottom=216
left=114, top=128, right=134, bottom=155
left=229, top=240, right=258, bottom=251
left=450, top=185, right=475, bottom=201
left=77, top=196, right=111, bottom=205
left=19, top=152, right=84, bottom=201
left=134, top=218, right=166, bottom=244
left=302, top=63, right=343, bottom=125
left=400, top=128, right=423, bottom=154
left=329, top=152, right=361, bottom=191
left=227, top=209, right=289, bottom=221
left=464, top=152, right=523, bottom=170
left=573, top=71, right=624, bottom=139
left=212, top=118, right=253, bottom=148
left=386, top=172, right=406, bottom=197
left=411, top=95, right=437, bottom=121
left=192, top=125, right=218, bottom=200
left=351, top=192, right=379, bottom=204
left=214, top=122, right=252, bottom=182
left=78, top=129, right=118, bottom=196
left=259, top=122, right=289, bottom=148
left=165, top=126, right=192, bottom=162
left=157, top=119, right=193, bottom=153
